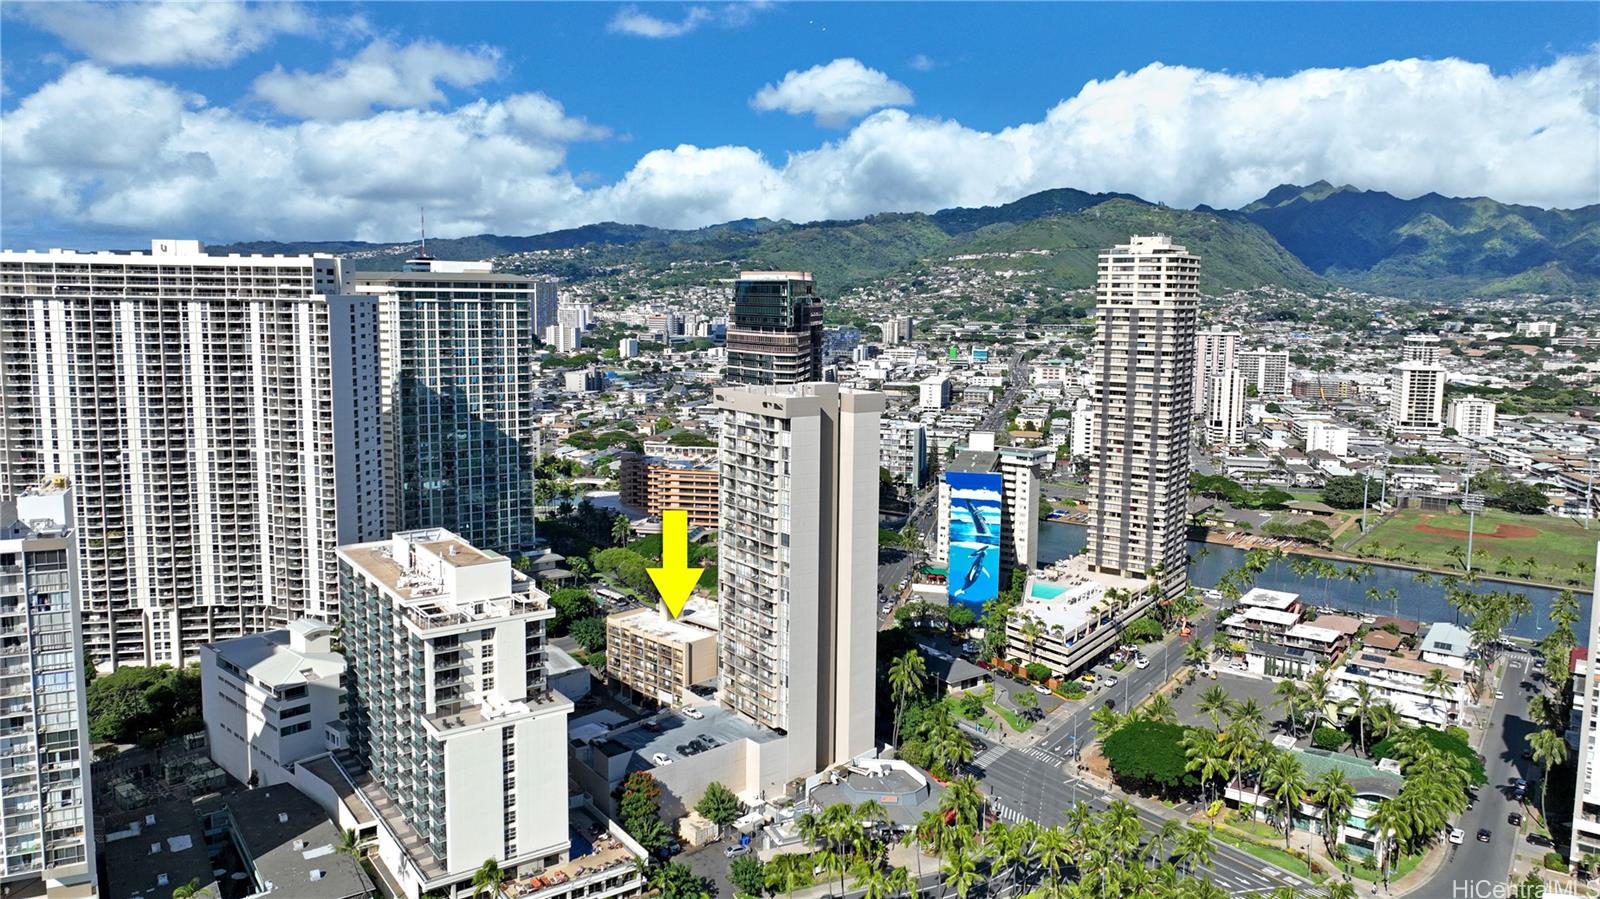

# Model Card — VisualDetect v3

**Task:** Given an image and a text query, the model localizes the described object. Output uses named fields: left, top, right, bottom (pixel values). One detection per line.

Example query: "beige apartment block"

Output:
left=606, top=606, right=717, bottom=705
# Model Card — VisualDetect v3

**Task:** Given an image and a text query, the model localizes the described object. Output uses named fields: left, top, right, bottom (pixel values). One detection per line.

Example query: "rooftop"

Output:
left=1295, top=748, right=1403, bottom=799
left=597, top=703, right=781, bottom=772
left=608, top=605, right=718, bottom=643
left=102, top=798, right=217, bottom=899
left=197, top=786, right=370, bottom=899
left=1420, top=622, right=1474, bottom=658
left=1238, top=587, right=1301, bottom=611
left=208, top=626, right=343, bottom=689
left=1015, top=558, right=1149, bottom=636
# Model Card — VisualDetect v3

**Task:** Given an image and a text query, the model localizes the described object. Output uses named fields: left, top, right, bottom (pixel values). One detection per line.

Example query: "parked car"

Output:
left=1508, top=812, right=1524, bottom=826
left=1528, top=833, right=1555, bottom=848
left=682, top=707, right=704, bottom=720
left=651, top=752, right=673, bottom=766
left=1448, top=828, right=1464, bottom=845
left=1135, top=657, right=1150, bottom=670
left=1494, top=689, right=1504, bottom=700
left=1477, top=829, right=1492, bottom=843
left=1105, top=675, right=1120, bottom=688
left=1034, top=684, right=1052, bottom=695
left=725, top=844, right=751, bottom=858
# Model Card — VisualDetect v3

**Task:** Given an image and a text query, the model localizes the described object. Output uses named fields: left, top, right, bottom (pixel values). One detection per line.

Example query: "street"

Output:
left=1410, top=652, right=1531, bottom=896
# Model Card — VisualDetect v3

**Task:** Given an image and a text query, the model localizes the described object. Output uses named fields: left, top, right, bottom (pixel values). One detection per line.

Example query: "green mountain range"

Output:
left=212, top=183, right=1599, bottom=299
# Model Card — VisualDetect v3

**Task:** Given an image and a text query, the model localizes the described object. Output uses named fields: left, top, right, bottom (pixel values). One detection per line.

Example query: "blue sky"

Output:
left=1, top=2, right=1596, bottom=247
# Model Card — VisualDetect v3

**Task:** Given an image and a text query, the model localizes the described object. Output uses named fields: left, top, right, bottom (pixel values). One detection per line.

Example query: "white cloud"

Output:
left=9, top=1, right=314, bottom=67
left=907, top=54, right=937, bottom=72
left=607, top=5, right=712, bottom=39
left=751, top=58, right=915, bottom=127
left=3, top=53, right=1595, bottom=249
left=253, top=39, right=504, bottom=120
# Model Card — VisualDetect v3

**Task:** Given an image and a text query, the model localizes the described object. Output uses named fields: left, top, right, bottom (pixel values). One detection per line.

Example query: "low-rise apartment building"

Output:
left=202, top=619, right=347, bottom=787
left=1330, top=647, right=1468, bottom=727
left=1004, top=558, right=1152, bottom=679
left=1227, top=747, right=1403, bottom=866
left=606, top=605, right=718, bottom=706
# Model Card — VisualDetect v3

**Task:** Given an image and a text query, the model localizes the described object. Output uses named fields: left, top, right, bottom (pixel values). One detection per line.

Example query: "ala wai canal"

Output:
left=1037, top=521, right=1594, bottom=644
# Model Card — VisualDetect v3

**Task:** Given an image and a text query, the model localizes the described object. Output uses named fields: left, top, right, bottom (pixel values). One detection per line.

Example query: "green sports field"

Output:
left=1347, top=507, right=1597, bottom=588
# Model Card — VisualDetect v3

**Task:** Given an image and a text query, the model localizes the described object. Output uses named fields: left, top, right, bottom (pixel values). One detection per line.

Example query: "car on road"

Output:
left=725, top=844, right=751, bottom=858
left=1494, top=689, right=1504, bottom=699
left=1508, top=812, right=1524, bottom=826
left=1528, top=833, right=1555, bottom=848
left=1135, top=657, right=1150, bottom=669
left=1448, top=828, right=1464, bottom=845
left=1476, top=829, right=1491, bottom=843
left=1104, top=675, right=1120, bottom=688
left=651, top=752, right=673, bottom=766
left=682, top=707, right=704, bottom=720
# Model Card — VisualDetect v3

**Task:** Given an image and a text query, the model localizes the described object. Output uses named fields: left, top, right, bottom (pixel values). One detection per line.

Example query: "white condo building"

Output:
left=338, top=529, right=571, bottom=898
left=919, top=375, right=952, bottom=410
left=1572, top=545, right=1600, bottom=863
left=934, top=432, right=1046, bottom=579
left=1194, top=327, right=1240, bottom=413
left=0, top=240, right=385, bottom=668
left=1401, top=334, right=1443, bottom=365
left=1447, top=397, right=1498, bottom=438
left=880, top=419, right=928, bottom=489
left=1086, top=235, right=1197, bottom=599
left=714, top=383, right=881, bottom=779
left=1070, top=397, right=1097, bottom=461
left=1206, top=369, right=1248, bottom=447
left=1389, top=361, right=1447, bottom=436
left=1237, top=350, right=1291, bottom=397
left=356, top=264, right=550, bottom=556
left=0, top=480, right=96, bottom=897
left=202, top=619, right=347, bottom=789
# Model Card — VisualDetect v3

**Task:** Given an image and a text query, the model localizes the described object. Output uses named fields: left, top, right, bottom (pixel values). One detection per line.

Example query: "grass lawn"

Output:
left=1207, top=827, right=1319, bottom=880
left=1348, top=849, right=1425, bottom=882
left=986, top=700, right=1035, bottom=733
left=1229, top=817, right=1284, bottom=841
left=945, top=696, right=994, bottom=730
left=1347, top=507, right=1597, bottom=588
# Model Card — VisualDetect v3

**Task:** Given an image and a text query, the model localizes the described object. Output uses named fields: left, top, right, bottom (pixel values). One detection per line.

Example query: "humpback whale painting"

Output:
left=946, top=471, right=1003, bottom=608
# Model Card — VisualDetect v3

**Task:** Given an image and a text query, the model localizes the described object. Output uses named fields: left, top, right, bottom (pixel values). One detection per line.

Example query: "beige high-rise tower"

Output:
left=714, top=383, right=882, bottom=778
left=1086, top=235, right=1198, bottom=599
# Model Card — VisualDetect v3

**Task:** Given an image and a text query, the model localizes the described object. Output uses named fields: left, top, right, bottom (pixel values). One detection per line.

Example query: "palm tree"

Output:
left=1531, top=728, right=1569, bottom=827
left=1143, top=693, right=1177, bottom=725
left=888, top=650, right=927, bottom=747
left=1261, top=751, right=1309, bottom=848
left=337, top=827, right=362, bottom=859
left=1175, top=825, right=1215, bottom=875
left=1090, top=704, right=1123, bottom=742
left=1312, top=769, right=1357, bottom=856
left=939, top=847, right=982, bottom=899
left=1303, top=670, right=1333, bottom=734
left=611, top=514, right=633, bottom=546
left=1230, top=697, right=1266, bottom=738
left=471, top=859, right=507, bottom=899
left=1035, top=825, right=1070, bottom=888
left=1272, top=679, right=1304, bottom=735
left=853, top=860, right=890, bottom=899
left=884, top=865, right=913, bottom=899
left=931, top=724, right=975, bottom=776
left=1196, top=684, right=1232, bottom=733
left=171, top=880, right=208, bottom=899
left=1183, top=727, right=1229, bottom=807
left=1183, top=640, right=1209, bottom=670
left=1342, top=681, right=1378, bottom=753
left=1327, top=883, right=1359, bottom=899
left=1150, top=818, right=1185, bottom=865
left=764, top=853, right=813, bottom=899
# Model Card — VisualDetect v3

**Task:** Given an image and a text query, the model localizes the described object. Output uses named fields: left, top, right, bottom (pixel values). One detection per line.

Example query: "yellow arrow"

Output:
left=647, top=510, right=704, bottom=619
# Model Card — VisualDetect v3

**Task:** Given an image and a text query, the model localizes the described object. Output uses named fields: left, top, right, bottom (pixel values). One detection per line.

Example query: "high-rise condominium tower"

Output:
left=0, top=479, right=95, bottom=897
left=356, top=262, right=552, bottom=555
left=1206, top=369, right=1248, bottom=447
left=0, top=241, right=384, bottom=667
left=1236, top=349, right=1291, bottom=397
left=339, top=529, right=570, bottom=896
left=1086, top=235, right=1198, bottom=599
left=724, top=272, right=823, bottom=385
left=1570, top=545, right=1600, bottom=864
left=1389, top=361, right=1447, bottom=435
left=1193, top=327, right=1239, bottom=413
left=714, top=383, right=881, bottom=776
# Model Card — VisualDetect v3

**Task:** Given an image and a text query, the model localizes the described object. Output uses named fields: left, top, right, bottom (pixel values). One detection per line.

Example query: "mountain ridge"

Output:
left=207, top=183, right=1600, bottom=299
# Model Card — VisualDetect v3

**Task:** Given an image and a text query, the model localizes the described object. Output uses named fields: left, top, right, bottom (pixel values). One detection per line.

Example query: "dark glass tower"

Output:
left=724, top=271, right=823, bottom=385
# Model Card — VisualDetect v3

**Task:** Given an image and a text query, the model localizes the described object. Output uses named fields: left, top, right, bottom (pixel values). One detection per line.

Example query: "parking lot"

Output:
left=1169, top=670, right=1284, bottom=731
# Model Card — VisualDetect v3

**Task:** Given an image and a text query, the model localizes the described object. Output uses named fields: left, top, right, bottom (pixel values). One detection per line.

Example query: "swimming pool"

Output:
left=1030, top=583, right=1069, bottom=600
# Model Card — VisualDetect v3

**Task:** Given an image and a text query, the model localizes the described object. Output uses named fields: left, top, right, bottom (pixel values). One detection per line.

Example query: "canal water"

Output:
left=1038, top=522, right=1593, bottom=644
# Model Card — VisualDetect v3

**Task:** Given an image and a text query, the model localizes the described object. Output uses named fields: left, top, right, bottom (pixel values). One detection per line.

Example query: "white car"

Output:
left=682, top=707, right=704, bottom=720
left=1034, top=684, right=1052, bottom=695
left=651, top=752, right=673, bottom=766
left=1135, top=657, right=1150, bottom=670
left=1448, top=828, right=1465, bottom=845
left=1494, top=689, right=1504, bottom=700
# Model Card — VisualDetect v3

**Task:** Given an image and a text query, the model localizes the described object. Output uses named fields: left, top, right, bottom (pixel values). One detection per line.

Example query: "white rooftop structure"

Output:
left=1238, top=587, right=1301, bottom=611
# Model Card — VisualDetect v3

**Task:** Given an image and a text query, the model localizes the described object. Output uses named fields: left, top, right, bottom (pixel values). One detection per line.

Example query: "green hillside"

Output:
left=1242, top=181, right=1600, bottom=298
left=208, top=182, right=1596, bottom=300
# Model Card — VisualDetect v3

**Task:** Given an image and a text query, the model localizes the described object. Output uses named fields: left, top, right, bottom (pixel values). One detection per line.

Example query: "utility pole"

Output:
left=1462, top=457, right=1482, bottom=574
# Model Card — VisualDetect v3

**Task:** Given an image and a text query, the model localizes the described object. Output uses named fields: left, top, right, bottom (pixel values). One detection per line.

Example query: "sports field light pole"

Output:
left=1462, top=457, right=1482, bottom=574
